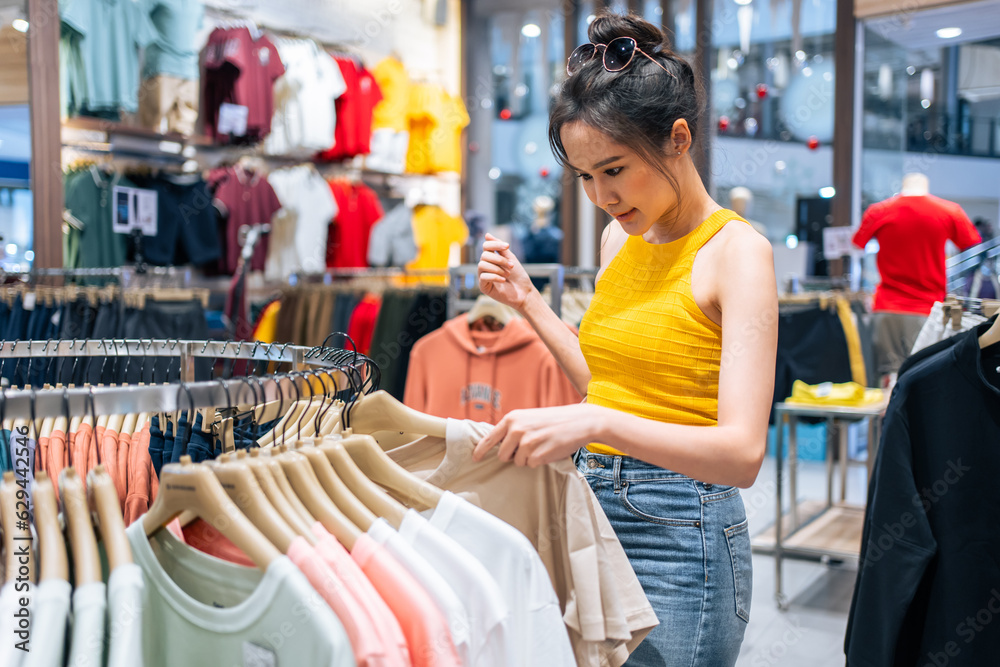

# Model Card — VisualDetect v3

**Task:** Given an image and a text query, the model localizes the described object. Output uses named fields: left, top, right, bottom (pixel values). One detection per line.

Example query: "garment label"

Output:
left=112, top=186, right=158, bottom=236
left=822, top=226, right=854, bottom=260
left=22, top=292, right=35, bottom=311
left=218, top=103, right=249, bottom=136
left=815, top=382, right=833, bottom=398
left=242, top=642, right=276, bottom=667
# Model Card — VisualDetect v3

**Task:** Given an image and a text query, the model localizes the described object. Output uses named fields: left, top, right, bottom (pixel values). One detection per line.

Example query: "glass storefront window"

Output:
left=0, top=0, right=33, bottom=271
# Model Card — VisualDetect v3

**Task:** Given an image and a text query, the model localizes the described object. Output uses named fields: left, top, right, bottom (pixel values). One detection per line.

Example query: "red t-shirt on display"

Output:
left=317, top=56, right=383, bottom=161
left=326, top=180, right=384, bottom=268
left=852, top=194, right=981, bottom=315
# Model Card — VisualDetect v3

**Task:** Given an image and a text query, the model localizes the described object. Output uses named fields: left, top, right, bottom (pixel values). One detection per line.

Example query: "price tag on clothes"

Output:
left=822, top=226, right=855, bottom=260
left=218, top=103, right=249, bottom=136
left=112, top=186, right=159, bottom=236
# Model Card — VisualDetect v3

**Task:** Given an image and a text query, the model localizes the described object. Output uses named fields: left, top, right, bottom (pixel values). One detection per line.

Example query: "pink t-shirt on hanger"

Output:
left=311, top=524, right=411, bottom=667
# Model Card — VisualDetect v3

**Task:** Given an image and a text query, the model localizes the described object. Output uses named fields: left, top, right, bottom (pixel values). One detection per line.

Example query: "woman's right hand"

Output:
left=478, top=233, right=535, bottom=312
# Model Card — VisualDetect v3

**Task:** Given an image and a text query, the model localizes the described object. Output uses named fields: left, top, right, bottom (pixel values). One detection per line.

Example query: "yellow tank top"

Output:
left=579, top=209, right=748, bottom=455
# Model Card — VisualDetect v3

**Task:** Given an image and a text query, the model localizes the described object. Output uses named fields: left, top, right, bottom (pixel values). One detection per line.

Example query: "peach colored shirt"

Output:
left=124, top=423, right=155, bottom=526
left=312, top=524, right=411, bottom=667
left=351, top=533, right=461, bottom=667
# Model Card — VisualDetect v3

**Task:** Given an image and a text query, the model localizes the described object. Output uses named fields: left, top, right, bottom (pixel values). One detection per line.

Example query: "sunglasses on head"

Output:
left=566, top=36, right=676, bottom=78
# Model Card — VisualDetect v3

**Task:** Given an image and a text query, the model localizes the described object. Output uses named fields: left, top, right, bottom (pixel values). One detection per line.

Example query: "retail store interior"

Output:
left=1, top=0, right=999, bottom=664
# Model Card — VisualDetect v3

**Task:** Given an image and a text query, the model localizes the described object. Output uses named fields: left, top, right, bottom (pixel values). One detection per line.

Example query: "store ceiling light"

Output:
left=5, top=244, right=17, bottom=255
left=586, top=14, right=596, bottom=24
left=936, top=27, right=962, bottom=39
left=12, top=19, right=28, bottom=32
left=521, top=23, right=541, bottom=38
left=24, top=251, right=34, bottom=262
left=734, top=0, right=752, bottom=5
left=819, top=186, right=836, bottom=198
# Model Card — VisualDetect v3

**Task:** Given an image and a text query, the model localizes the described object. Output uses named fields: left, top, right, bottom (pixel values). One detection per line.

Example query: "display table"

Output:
left=759, top=400, right=888, bottom=609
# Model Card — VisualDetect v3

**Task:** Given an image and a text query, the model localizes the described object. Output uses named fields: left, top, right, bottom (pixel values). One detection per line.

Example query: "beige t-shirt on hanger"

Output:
left=385, top=419, right=659, bottom=667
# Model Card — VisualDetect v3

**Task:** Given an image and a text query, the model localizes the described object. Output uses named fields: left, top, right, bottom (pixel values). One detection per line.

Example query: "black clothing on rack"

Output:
left=845, top=318, right=1000, bottom=666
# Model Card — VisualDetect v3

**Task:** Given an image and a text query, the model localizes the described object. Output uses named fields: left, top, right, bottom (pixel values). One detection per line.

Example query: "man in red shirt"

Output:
left=853, top=174, right=981, bottom=381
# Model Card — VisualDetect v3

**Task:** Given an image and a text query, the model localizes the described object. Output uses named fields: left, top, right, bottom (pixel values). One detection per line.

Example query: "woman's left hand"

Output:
left=473, top=404, right=612, bottom=467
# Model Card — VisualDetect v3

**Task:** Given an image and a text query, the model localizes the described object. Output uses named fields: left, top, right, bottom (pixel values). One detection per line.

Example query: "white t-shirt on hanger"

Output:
left=106, top=563, right=145, bottom=667
left=398, top=508, right=513, bottom=667
left=422, top=492, right=575, bottom=667
left=367, top=518, right=471, bottom=665
left=22, top=579, right=71, bottom=667
left=66, top=581, right=106, bottom=667
left=266, top=164, right=338, bottom=277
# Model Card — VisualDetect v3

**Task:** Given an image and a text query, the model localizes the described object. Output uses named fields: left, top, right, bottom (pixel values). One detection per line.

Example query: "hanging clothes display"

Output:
left=208, top=164, right=282, bottom=274
left=326, top=179, right=385, bottom=269
left=405, top=84, right=469, bottom=175
left=59, top=0, right=159, bottom=117
left=380, top=417, right=660, bottom=666
left=0, top=341, right=663, bottom=666
left=201, top=26, right=286, bottom=143
left=265, top=164, right=338, bottom=278
left=63, top=167, right=130, bottom=270
left=316, top=56, right=383, bottom=161
left=406, top=205, right=468, bottom=278
left=138, top=0, right=206, bottom=135
left=264, top=38, right=346, bottom=156
left=367, top=203, right=418, bottom=268
left=846, top=318, right=1000, bottom=665
left=367, top=56, right=412, bottom=174
left=404, top=314, right=582, bottom=423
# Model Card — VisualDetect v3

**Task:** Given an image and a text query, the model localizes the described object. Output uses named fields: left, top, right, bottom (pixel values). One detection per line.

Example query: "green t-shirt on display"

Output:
left=63, top=168, right=129, bottom=269
left=60, top=0, right=158, bottom=113
left=142, top=0, right=205, bottom=81
left=125, top=521, right=355, bottom=667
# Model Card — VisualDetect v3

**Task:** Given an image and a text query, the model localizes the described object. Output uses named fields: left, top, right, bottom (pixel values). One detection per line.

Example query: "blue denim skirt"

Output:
left=575, top=449, right=751, bottom=666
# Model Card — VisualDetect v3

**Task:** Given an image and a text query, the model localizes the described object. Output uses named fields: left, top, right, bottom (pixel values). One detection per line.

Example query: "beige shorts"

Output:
left=138, top=75, right=199, bottom=136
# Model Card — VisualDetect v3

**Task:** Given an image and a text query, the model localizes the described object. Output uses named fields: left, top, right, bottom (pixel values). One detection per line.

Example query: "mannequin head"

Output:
left=729, top=186, right=753, bottom=218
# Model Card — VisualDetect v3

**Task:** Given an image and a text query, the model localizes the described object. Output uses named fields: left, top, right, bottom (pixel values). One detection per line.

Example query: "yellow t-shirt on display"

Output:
left=406, top=205, right=468, bottom=284
left=406, top=85, right=469, bottom=174
left=371, top=57, right=411, bottom=132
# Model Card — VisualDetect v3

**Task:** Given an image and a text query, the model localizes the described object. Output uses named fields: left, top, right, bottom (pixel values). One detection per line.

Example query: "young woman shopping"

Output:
left=473, top=11, right=778, bottom=666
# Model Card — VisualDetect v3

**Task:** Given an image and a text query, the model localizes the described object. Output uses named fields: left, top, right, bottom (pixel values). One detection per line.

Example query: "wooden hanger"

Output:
left=238, top=451, right=318, bottom=545
left=292, top=440, right=376, bottom=530
left=340, top=433, right=442, bottom=511
left=87, top=465, right=132, bottom=572
left=275, top=447, right=362, bottom=549
left=32, top=471, right=69, bottom=582
left=347, top=390, right=447, bottom=439
left=250, top=449, right=317, bottom=526
left=467, top=294, right=515, bottom=326
left=205, top=455, right=297, bottom=553
left=320, top=437, right=407, bottom=528
left=1, top=472, right=36, bottom=585
left=255, top=401, right=308, bottom=448
left=142, top=456, right=281, bottom=569
left=59, top=468, right=102, bottom=586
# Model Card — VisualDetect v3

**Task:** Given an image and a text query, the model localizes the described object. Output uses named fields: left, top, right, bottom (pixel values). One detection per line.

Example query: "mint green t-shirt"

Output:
left=60, top=0, right=158, bottom=113
left=142, top=0, right=205, bottom=81
left=125, top=521, right=355, bottom=667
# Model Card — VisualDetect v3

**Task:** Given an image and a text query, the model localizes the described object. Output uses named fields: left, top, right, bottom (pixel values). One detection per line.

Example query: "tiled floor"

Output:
left=735, top=455, right=871, bottom=666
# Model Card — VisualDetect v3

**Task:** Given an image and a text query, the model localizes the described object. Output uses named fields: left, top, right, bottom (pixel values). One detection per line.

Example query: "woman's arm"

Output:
left=478, top=233, right=593, bottom=395
left=474, top=226, right=778, bottom=488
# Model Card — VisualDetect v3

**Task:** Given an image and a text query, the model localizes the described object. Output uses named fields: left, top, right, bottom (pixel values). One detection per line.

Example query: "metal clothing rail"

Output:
left=0, top=339, right=357, bottom=383
left=447, top=264, right=566, bottom=319
left=2, top=265, right=194, bottom=288
left=0, top=340, right=368, bottom=421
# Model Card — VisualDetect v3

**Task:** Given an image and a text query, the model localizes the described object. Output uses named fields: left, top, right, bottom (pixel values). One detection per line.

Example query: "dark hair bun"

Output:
left=587, top=11, right=669, bottom=55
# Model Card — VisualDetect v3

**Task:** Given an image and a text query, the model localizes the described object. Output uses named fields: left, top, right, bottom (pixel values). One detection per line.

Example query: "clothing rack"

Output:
left=946, top=236, right=1000, bottom=292
left=0, top=339, right=367, bottom=420
left=3, top=266, right=193, bottom=287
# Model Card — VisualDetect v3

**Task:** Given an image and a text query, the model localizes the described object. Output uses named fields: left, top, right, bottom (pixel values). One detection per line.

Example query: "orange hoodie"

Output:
left=404, top=315, right=582, bottom=423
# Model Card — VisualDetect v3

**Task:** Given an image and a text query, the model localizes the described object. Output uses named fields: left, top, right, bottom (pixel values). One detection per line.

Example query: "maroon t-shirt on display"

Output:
left=210, top=165, right=282, bottom=273
left=202, top=27, right=285, bottom=141
left=852, top=194, right=981, bottom=315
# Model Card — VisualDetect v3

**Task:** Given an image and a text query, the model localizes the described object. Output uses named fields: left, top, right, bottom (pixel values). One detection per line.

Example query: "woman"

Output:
left=473, top=11, right=778, bottom=666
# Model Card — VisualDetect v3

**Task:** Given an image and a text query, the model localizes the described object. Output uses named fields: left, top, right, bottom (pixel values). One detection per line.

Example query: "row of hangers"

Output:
left=1, top=283, right=210, bottom=309
left=0, top=342, right=452, bottom=591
